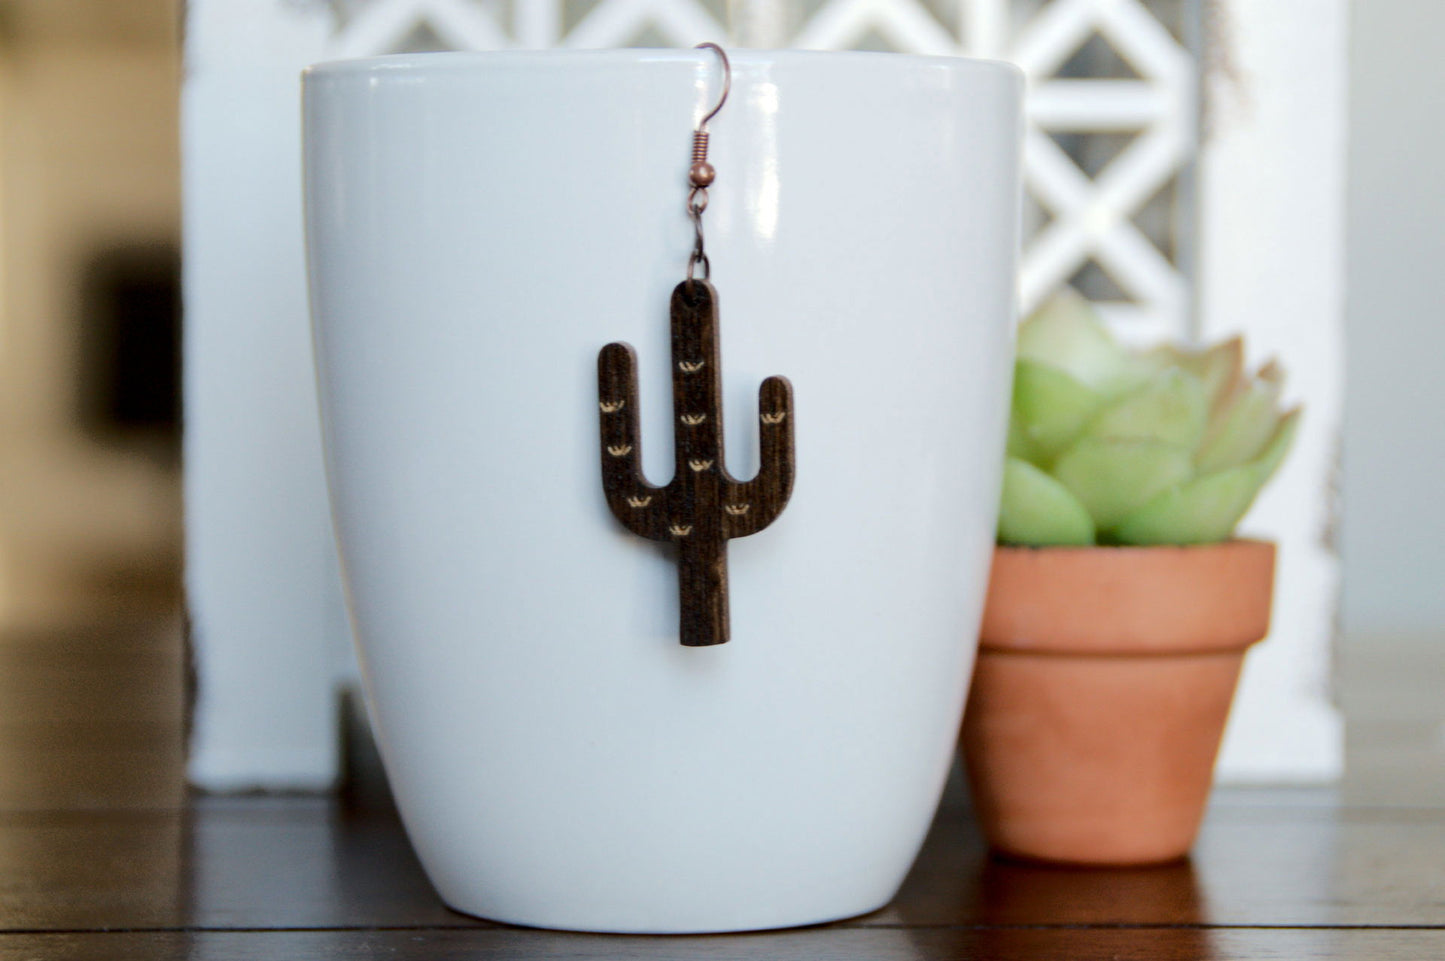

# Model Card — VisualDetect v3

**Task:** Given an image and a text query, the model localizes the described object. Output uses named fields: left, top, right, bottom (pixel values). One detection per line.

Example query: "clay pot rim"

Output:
left=992, top=536, right=1274, bottom=556
left=980, top=538, right=1276, bottom=657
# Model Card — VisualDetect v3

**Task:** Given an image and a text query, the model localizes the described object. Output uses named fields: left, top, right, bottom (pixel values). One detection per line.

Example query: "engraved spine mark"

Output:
left=607, top=444, right=632, bottom=457
left=688, top=459, right=714, bottom=472
left=599, top=399, right=625, bottom=413
left=681, top=413, right=707, bottom=426
left=724, top=503, right=750, bottom=516
left=761, top=411, right=788, bottom=425
left=668, top=524, right=693, bottom=538
left=626, top=496, right=652, bottom=508
left=678, top=360, right=705, bottom=373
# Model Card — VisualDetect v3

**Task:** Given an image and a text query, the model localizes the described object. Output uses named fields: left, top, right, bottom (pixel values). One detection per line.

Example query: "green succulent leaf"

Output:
left=1016, top=291, right=1144, bottom=394
left=1151, top=337, right=1245, bottom=412
left=997, top=457, right=1096, bottom=546
left=1110, top=467, right=1266, bottom=545
left=1082, top=368, right=1209, bottom=449
left=1006, top=412, right=1038, bottom=462
left=997, top=292, right=1301, bottom=548
left=1010, top=360, right=1108, bottom=466
left=1053, top=438, right=1195, bottom=532
left=1112, top=410, right=1300, bottom=545
left=1197, top=361, right=1283, bottom=474
left=1251, top=406, right=1302, bottom=484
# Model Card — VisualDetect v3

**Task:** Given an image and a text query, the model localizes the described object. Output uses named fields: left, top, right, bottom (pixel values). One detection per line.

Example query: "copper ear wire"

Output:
left=686, top=43, right=731, bottom=281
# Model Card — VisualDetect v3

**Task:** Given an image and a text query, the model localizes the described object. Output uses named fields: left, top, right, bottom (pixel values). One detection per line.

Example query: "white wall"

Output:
left=1343, top=0, right=1445, bottom=645
left=183, top=4, right=351, bottom=790
left=1338, top=0, right=1445, bottom=802
left=1198, top=0, right=1346, bottom=782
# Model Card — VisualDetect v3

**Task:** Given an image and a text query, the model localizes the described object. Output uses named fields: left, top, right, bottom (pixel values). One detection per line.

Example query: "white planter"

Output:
left=303, top=48, right=1021, bottom=934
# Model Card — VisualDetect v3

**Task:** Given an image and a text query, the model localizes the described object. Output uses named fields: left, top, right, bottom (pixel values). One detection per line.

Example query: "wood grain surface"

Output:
left=2, top=791, right=1444, bottom=958
left=2, top=621, right=1443, bottom=959
left=0, top=618, right=184, bottom=812
left=2, top=929, right=1443, bottom=961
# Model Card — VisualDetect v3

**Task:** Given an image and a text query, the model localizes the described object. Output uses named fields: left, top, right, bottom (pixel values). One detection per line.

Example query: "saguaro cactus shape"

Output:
left=597, top=279, right=795, bottom=647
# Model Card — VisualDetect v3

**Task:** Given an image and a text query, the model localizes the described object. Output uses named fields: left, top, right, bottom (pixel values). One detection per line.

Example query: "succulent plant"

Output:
left=999, top=292, right=1300, bottom=547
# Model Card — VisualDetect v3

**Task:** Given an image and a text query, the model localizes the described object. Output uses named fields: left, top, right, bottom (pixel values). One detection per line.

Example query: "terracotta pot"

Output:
left=960, top=540, right=1275, bottom=866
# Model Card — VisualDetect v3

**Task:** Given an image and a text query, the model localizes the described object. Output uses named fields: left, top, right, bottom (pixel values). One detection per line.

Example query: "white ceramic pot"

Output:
left=304, top=48, right=1021, bottom=934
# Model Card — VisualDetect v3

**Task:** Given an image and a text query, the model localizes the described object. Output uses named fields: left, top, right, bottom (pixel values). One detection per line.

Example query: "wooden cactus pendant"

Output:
left=598, top=45, right=792, bottom=647
left=597, top=279, right=795, bottom=646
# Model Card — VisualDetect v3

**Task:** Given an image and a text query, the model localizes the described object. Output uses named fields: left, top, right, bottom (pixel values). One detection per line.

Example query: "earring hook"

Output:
left=686, top=43, right=730, bottom=281
left=694, top=42, right=731, bottom=131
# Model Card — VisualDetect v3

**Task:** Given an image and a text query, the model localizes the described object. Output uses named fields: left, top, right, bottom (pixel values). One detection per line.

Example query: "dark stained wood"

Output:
left=0, top=800, right=481, bottom=932
left=598, top=278, right=795, bottom=646
left=876, top=791, right=1445, bottom=929
left=0, top=618, right=184, bottom=811
left=3, top=620, right=1445, bottom=959
left=2, top=928, right=1444, bottom=961
left=6, top=789, right=1445, bottom=938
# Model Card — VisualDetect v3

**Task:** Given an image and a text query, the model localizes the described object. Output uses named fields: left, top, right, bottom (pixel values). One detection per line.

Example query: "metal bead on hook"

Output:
left=689, top=162, right=715, bottom=188
left=689, top=120, right=715, bottom=188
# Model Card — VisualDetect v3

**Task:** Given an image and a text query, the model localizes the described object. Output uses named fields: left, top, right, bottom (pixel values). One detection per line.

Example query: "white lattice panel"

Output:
left=309, top=0, right=1194, bottom=339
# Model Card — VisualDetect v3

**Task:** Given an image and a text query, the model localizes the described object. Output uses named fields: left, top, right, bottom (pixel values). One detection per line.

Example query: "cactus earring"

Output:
left=596, top=44, right=796, bottom=648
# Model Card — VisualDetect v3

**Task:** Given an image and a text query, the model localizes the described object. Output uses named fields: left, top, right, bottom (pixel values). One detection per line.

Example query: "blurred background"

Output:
left=0, top=1, right=183, bottom=810
left=0, top=0, right=1438, bottom=811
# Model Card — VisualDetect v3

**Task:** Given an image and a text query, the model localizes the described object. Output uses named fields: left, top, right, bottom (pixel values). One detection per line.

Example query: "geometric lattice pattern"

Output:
left=306, top=0, right=1197, bottom=339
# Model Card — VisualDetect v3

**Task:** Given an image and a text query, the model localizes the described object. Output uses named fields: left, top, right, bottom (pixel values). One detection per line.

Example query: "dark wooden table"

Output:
left=2, top=618, right=1442, bottom=958
left=3, top=781, right=1444, bottom=959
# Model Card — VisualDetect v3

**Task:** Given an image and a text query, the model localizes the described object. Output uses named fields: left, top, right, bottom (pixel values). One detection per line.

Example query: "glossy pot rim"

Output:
left=980, top=538, right=1277, bottom=656
left=303, top=46, right=1024, bottom=83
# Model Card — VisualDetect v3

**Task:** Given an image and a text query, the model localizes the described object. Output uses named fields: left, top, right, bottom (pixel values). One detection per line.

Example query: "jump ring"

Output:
left=687, top=252, right=711, bottom=281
